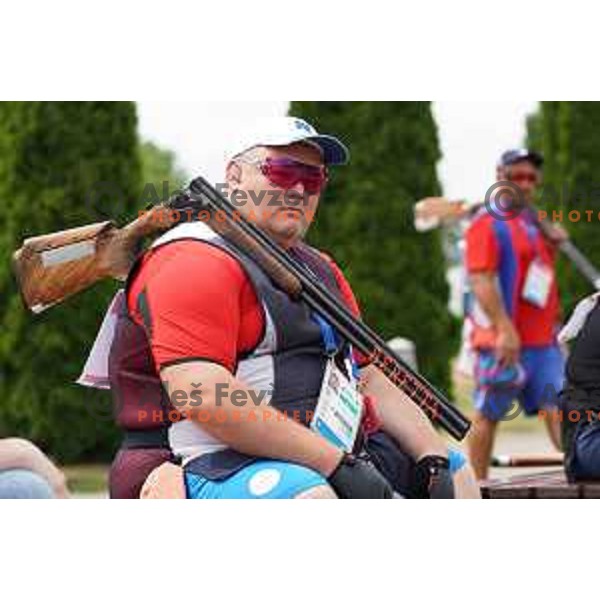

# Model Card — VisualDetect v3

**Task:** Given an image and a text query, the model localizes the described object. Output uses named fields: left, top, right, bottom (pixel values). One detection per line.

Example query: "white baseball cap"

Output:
left=228, top=116, right=350, bottom=166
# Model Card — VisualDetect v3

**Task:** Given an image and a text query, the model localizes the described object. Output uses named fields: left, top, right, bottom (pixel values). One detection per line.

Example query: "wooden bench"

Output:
left=482, top=470, right=600, bottom=498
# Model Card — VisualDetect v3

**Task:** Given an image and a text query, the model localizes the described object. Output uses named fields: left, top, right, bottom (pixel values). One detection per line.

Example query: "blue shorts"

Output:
left=474, top=345, right=564, bottom=421
left=185, top=459, right=328, bottom=499
left=185, top=450, right=468, bottom=500
left=0, top=469, right=54, bottom=499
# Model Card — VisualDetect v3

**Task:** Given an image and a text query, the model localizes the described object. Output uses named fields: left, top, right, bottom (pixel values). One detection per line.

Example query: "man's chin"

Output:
left=267, top=218, right=308, bottom=245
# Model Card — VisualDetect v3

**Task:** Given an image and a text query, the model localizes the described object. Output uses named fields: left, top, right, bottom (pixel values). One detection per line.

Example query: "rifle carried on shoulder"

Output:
left=414, top=196, right=600, bottom=291
left=13, top=178, right=471, bottom=441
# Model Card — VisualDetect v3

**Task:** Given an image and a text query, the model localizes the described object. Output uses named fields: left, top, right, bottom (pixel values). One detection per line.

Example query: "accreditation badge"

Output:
left=311, top=359, right=364, bottom=452
left=522, top=260, right=554, bottom=309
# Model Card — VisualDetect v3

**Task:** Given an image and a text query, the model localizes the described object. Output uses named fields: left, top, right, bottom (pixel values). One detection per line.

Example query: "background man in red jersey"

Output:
left=466, top=150, right=567, bottom=480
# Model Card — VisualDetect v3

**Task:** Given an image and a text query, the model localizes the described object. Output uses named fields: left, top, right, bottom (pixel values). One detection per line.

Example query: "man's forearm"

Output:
left=203, top=402, right=342, bottom=476
left=360, top=365, right=447, bottom=460
left=163, top=362, right=342, bottom=477
left=470, top=272, right=511, bottom=327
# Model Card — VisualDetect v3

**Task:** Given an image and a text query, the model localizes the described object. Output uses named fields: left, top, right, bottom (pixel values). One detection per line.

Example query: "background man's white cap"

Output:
left=228, top=116, right=350, bottom=166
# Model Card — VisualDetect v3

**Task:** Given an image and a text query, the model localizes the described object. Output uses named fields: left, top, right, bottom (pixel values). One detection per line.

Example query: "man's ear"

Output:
left=226, top=161, right=242, bottom=188
left=497, top=166, right=508, bottom=181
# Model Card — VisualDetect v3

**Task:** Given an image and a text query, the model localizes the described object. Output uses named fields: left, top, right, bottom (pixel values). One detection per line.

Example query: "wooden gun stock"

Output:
left=12, top=206, right=173, bottom=313
left=12, top=180, right=471, bottom=440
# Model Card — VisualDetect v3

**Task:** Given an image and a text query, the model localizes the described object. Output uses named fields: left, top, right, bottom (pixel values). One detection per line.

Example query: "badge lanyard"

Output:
left=519, top=214, right=553, bottom=308
left=300, top=258, right=360, bottom=381
left=311, top=313, right=364, bottom=452
left=312, top=313, right=360, bottom=382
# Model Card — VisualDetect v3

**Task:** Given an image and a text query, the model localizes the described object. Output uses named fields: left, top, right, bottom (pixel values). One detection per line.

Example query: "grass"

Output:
left=63, top=464, right=108, bottom=495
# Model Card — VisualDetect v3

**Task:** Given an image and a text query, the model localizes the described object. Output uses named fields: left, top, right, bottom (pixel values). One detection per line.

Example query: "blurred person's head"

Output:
left=225, top=117, right=348, bottom=249
left=496, top=149, right=544, bottom=205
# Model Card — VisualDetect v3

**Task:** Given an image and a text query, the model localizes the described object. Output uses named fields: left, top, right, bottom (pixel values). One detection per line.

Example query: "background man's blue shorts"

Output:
left=474, top=345, right=565, bottom=421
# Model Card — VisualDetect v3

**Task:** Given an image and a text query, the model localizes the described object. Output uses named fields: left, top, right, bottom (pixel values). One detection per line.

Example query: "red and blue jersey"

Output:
left=465, top=210, right=560, bottom=349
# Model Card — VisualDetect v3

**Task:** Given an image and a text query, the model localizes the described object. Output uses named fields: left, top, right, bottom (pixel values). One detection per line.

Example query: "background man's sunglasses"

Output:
left=242, top=157, right=328, bottom=195
left=509, top=173, right=539, bottom=184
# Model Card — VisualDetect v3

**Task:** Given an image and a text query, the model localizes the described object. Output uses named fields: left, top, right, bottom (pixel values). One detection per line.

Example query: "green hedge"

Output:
left=290, top=102, right=456, bottom=394
left=0, top=102, right=141, bottom=463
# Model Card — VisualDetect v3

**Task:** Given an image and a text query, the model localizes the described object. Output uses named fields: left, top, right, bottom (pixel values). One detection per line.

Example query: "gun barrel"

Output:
left=188, top=178, right=471, bottom=441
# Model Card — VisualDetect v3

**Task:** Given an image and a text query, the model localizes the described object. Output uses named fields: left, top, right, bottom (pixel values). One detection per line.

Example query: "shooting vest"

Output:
left=560, top=300, right=600, bottom=480
left=108, top=222, right=345, bottom=494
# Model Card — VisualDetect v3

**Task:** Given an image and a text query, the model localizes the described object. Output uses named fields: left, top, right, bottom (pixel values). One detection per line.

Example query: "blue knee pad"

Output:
left=186, top=459, right=329, bottom=499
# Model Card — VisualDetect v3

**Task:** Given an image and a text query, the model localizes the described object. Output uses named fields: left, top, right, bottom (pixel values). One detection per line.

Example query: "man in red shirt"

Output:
left=108, top=117, right=477, bottom=499
left=465, top=150, right=566, bottom=480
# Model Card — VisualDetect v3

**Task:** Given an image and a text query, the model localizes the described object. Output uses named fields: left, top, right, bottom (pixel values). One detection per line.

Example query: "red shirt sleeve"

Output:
left=127, top=241, right=262, bottom=373
left=465, top=216, right=499, bottom=273
left=319, top=253, right=362, bottom=318
left=319, top=252, right=372, bottom=367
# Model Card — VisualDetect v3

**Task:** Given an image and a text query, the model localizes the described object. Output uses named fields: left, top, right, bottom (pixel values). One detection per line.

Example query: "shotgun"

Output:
left=13, top=178, right=471, bottom=441
left=414, top=196, right=600, bottom=291
left=183, top=178, right=471, bottom=440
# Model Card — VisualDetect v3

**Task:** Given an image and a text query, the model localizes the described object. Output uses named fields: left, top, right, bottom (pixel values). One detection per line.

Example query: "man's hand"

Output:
left=495, top=319, right=520, bottom=366
left=544, top=223, right=569, bottom=245
left=414, top=197, right=471, bottom=231
left=327, top=454, right=393, bottom=499
left=413, top=455, right=455, bottom=499
left=470, top=271, right=521, bottom=367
